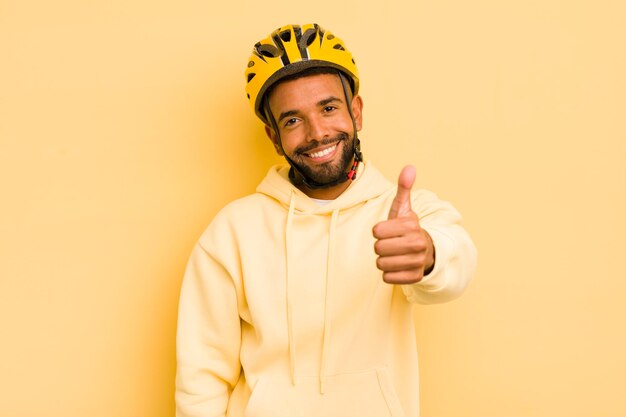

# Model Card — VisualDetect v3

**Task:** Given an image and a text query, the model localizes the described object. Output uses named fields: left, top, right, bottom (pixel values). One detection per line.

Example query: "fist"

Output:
left=372, top=166, right=435, bottom=284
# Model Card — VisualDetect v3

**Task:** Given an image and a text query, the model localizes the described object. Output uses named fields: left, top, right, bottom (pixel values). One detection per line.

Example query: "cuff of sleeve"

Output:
left=401, top=225, right=457, bottom=303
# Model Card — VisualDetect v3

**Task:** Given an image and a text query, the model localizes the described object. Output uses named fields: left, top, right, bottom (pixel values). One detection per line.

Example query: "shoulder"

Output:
left=220, top=193, right=276, bottom=216
left=197, top=193, right=281, bottom=246
left=411, top=189, right=463, bottom=225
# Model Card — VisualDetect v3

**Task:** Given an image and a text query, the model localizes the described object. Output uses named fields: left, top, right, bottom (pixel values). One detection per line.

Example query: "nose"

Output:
left=305, top=115, right=330, bottom=142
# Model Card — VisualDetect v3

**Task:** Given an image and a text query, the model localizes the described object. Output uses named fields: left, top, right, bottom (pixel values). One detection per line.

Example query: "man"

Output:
left=176, top=23, right=477, bottom=417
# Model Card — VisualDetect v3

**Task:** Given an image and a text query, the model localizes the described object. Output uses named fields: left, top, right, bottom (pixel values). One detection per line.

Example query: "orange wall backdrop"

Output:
left=1, top=1, right=625, bottom=416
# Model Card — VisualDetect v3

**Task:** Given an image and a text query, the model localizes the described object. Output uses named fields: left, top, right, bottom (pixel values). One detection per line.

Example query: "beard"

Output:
left=288, top=132, right=355, bottom=187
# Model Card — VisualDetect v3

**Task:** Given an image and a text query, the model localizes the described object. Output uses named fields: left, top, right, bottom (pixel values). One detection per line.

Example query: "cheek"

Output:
left=279, top=131, right=303, bottom=154
left=338, top=114, right=356, bottom=132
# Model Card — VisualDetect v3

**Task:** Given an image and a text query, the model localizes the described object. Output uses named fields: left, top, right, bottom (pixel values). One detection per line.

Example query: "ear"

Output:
left=350, top=95, right=364, bottom=131
left=264, top=124, right=284, bottom=156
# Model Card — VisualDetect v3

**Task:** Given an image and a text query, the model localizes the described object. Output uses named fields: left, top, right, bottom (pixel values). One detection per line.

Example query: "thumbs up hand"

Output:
left=373, top=166, right=435, bottom=284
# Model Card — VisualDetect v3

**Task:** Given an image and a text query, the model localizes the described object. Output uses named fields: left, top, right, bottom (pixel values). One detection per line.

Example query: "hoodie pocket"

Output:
left=372, top=367, right=407, bottom=417
left=243, top=377, right=278, bottom=417
left=243, top=368, right=406, bottom=417
left=329, top=368, right=406, bottom=417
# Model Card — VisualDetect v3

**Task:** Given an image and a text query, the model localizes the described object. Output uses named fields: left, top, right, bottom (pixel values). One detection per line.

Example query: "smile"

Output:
left=306, top=144, right=338, bottom=160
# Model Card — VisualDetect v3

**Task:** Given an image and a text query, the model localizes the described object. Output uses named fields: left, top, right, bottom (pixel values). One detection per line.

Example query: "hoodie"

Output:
left=176, top=162, right=477, bottom=417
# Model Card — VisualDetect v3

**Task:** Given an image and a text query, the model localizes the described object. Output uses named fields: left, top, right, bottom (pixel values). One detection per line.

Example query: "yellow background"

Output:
left=1, top=1, right=625, bottom=416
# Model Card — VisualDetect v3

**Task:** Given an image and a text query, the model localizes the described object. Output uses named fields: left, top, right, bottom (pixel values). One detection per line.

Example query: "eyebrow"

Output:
left=277, top=96, right=343, bottom=123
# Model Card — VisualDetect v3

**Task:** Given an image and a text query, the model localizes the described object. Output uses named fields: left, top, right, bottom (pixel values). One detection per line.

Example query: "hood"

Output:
left=256, top=161, right=393, bottom=213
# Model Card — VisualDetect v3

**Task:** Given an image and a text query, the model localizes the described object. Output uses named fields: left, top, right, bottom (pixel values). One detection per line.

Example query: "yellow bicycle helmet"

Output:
left=245, top=23, right=359, bottom=124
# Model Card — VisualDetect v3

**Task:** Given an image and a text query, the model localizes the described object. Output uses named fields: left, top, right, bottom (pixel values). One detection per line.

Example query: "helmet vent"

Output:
left=247, top=73, right=256, bottom=82
left=256, top=44, right=281, bottom=58
left=279, top=30, right=291, bottom=42
left=299, top=28, right=318, bottom=49
left=333, top=44, right=345, bottom=51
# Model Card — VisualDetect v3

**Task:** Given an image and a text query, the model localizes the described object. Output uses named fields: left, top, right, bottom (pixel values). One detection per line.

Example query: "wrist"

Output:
left=423, top=230, right=436, bottom=275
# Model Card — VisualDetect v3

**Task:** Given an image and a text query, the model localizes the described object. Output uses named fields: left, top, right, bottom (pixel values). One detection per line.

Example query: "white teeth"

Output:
left=309, top=144, right=337, bottom=159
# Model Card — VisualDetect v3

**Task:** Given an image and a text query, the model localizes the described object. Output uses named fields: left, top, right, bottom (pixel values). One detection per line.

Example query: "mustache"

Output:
left=294, top=133, right=350, bottom=155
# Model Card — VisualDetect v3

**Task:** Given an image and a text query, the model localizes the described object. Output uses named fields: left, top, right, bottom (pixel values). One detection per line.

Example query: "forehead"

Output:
left=267, top=73, right=345, bottom=109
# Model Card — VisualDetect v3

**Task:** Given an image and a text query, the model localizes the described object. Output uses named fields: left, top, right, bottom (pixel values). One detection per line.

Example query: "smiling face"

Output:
left=265, top=72, right=363, bottom=199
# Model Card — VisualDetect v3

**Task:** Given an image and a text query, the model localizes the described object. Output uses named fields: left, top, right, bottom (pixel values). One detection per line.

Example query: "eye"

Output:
left=284, top=117, right=298, bottom=127
left=323, top=105, right=337, bottom=113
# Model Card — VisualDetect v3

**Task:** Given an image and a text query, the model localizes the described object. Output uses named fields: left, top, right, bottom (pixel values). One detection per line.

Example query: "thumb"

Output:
left=388, top=165, right=416, bottom=219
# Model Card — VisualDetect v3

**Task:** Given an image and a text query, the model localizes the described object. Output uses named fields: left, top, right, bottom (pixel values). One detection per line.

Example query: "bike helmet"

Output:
left=245, top=23, right=359, bottom=124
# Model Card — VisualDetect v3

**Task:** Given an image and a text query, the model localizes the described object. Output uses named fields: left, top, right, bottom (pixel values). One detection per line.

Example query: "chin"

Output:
left=298, top=152, right=353, bottom=185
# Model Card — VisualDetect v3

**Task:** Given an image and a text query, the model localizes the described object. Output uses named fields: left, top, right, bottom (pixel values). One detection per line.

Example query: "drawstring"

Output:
left=286, top=191, right=297, bottom=386
left=284, top=193, right=339, bottom=393
left=320, top=208, right=339, bottom=394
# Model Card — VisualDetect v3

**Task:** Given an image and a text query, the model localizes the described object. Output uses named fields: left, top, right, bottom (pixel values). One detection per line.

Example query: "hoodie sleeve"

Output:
left=401, top=189, right=478, bottom=304
left=176, top=228, right=242, bottom=417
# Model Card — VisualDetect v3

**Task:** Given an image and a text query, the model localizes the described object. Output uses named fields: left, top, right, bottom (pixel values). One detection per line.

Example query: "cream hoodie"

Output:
left=176, top=162, right=477, bottom=417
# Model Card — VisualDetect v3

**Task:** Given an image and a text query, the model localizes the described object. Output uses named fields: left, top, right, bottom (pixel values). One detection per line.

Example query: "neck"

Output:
left=297, top=179, right=352, bottom=200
